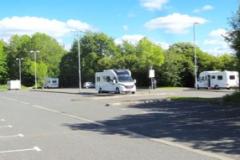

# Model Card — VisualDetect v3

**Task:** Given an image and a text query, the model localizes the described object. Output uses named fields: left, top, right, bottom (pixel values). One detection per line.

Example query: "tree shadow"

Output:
left=63, top=100, right=240, bottom=156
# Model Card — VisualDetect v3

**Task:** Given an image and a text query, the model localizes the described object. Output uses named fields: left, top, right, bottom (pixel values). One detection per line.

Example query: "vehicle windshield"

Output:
left=118, top=75, right=133, bottom=82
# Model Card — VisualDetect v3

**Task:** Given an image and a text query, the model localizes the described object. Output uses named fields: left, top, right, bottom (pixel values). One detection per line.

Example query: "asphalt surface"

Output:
left=0, top=88, right=239, bottom=160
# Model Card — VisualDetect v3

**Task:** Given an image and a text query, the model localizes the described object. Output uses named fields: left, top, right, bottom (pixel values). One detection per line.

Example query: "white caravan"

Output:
left=197, top=71, right=239, bottom=89
left=44, top=78, right=59, bottom=88
left=95, top=69, right=136, bottom=94
left=7, top=80, right=21, bottom=90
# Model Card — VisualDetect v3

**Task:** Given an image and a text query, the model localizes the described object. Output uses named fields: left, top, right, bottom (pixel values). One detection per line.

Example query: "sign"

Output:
left=149, top=69, right=155, bottom=78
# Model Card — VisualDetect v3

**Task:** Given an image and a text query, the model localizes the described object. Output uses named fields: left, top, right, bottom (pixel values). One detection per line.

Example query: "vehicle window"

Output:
left=211, top=76, right=215, bottom=79
left=52, top=80, right=57, bottom=83
left=217, top=75, right=223, bottom=80
left=97, top=77, right=100, bottom=82
left=106, top=76, right=111, bottom=82
left=230, top=75, right=235, bottom=80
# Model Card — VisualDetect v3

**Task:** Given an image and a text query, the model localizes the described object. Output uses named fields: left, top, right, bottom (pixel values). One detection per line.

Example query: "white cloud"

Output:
left=203, top=28, right=233, bottom=55
left=194, top=5, right=214, bottom=13
left=115, top=34, right=144, bottom=45
left=145, top=13, right=207, bottom=34
left=140, top=0, right=168, bottom=10
left=157, top=41, right=169, bottom=50
left=0, top=16, right=94, bottom=41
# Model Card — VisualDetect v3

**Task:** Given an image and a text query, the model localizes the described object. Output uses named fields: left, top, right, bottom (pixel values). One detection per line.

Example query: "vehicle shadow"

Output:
left=63, top=100, right=240, bottom=156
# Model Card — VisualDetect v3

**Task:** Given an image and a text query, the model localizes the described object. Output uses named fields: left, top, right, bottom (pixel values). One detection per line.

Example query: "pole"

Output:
left=193, top=23, right=198, bottom=89
left=19, top=59, right=22, bottom=83
left=77, top=36, right=81, bottom=92
left=34, top=52, right=37, bottom=89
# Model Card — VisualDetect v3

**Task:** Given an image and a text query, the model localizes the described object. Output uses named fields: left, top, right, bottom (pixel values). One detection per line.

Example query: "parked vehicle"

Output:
left=7, top=80, right=21, bottom=90
left=83, top=82, right=95, bottom=88
left=44, top=78, right=59, bottom=88
left=197, top=71, right=239, bottom=89
left=95, top=69, right=136, bottom=94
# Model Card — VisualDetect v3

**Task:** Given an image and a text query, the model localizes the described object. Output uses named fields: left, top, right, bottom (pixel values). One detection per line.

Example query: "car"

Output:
left=83, top=82, right=95, bottom=88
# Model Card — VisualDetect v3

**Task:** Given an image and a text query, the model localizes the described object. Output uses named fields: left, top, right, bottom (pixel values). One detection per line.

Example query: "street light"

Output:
left=30, top=50, right=40, bottom=89
left=72, top=30, right=84, bottom=93
left=16, top=58, right=24, bottom=84
left=193, top=22, right=199, bottom=89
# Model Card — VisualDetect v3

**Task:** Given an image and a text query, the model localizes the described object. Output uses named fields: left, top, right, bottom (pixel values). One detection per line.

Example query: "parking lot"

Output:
left=0, top=88, right=239, bottom=160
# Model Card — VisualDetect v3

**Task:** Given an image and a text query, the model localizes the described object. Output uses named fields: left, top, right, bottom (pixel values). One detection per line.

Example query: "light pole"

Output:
left=72, top=30, right=84, bottom=93
left=16, top=58, right=24, bottom=84
left=193, top=22, right=198, bottom=89
left=77, top=35, right=82, bottom=92
left=30, top=50, right=40, bottom=89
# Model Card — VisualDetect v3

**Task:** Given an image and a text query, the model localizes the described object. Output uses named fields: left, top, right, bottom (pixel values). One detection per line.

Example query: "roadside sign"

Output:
left=149, top=69, right=155, bottom=78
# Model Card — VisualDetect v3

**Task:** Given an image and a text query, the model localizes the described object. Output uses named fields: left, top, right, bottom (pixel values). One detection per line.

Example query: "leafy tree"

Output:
left=31, top=33, right=66, bottom=77
left=0, top=40, right=8, bottom=84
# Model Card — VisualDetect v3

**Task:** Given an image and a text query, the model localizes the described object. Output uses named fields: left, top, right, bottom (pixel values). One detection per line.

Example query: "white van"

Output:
left=95, top=69, right=136, bottom=94
left=197, top=71, right=239, bottom=89
left=44, top=78, right=59, bottom=88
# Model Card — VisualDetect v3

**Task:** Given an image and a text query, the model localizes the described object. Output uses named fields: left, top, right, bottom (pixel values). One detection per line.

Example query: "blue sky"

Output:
left=0, top=0, right=238, bottom=55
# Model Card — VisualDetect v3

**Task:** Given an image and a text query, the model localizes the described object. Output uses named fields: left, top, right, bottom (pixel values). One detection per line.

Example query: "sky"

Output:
left=0, top=0, right=238, bottom=55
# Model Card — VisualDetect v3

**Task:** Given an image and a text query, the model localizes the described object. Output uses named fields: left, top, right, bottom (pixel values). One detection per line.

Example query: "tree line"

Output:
left=0, top=32, right=238, bottom=88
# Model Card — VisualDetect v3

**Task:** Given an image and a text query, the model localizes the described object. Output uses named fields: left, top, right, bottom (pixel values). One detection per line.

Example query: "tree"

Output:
left=0, top=40, right=8, bottom=84
left=59, top=32, right=118, bottom=87
left=6, top=33, right=66, bottom=87
left=134, top=38, right=165, bottom=86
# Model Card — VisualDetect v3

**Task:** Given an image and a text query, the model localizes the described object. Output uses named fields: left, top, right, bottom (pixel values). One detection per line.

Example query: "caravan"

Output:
left=197, top=71, right=239, bottom=89
left=95, top=69, right=136, bottom=94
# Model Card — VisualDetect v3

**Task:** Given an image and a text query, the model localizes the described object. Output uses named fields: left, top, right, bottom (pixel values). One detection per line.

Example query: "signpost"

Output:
left=149, top=67, right=155, bottom=89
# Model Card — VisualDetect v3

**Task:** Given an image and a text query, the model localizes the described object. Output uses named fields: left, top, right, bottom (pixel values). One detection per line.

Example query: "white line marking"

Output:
left=0, top=125, right=13, bottom=129
left=0, top=146, right=41, bottom=154
left=0, top=119, right=5, bottom=122
left=20, top=101, right=30, bottom=105
left=1, top=96, right=233, bottom=160
left=32, top=105, right=104, bottom=126
left=0, top=133, right=24, bottom=139
left=123, top=130, right=234, bottom=160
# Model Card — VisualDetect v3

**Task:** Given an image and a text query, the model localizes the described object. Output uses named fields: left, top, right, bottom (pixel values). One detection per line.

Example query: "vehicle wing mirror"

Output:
left=134, top=79, right=137, bottom=84
left=113, top=79, right=116, bottom=84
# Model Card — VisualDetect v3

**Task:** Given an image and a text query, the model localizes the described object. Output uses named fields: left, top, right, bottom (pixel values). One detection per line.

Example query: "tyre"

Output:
left=98, top=88, right=102, bottom=94
left=132, top=92, right=135, bottom=94
left=115, top=87, right=120, bottom=94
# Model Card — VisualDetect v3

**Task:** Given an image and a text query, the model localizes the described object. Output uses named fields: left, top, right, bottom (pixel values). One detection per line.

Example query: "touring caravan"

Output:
left=197, top=71, right=239, bottom=89
left=95, top=69, right=136, bottom=94
left=44, top=78, right=59, bottom=88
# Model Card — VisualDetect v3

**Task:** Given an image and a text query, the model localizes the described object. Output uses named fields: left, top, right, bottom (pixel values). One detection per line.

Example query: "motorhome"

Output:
left=44, top=78, right=59, bottom=88
left=197, top=71, right=239, bottom=89
left=95, top=69, right=136, bottom=94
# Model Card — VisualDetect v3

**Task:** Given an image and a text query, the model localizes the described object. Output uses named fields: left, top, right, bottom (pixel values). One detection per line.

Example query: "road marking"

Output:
left=32, top=104, right=104, bottom=126
left=0, top=96, right=234, bottom=160
left=0, top=133, right=24, bottom=139
left=123, top=130, right=234, bottom=160
left=0, top=125, right=13, bottom=129
left=0, top=119, right=5, bottom=122
left=19, top=101, right=30, bottom=105
left=0, top=146, right=41, bottom=154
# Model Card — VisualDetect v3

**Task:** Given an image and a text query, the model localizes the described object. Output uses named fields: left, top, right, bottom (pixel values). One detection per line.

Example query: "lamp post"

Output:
left=30, top=50, right=40, bottom=89
left=71, top=30, right=84, bottom=93
left=193, top=22, right=198, bottom=89
left=16, top=58, right=24, bottom=83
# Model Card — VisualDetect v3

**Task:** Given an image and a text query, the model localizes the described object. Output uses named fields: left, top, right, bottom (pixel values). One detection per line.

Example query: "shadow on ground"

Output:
left=64, top=99, right=240, bottom=156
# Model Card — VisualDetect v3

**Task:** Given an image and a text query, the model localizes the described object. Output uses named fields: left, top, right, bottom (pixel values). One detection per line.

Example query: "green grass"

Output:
left=170, top=96, right=220, bottom=103
left=0, top=85, right=8, bottom=91
left=223, top=92, right=240, bottom=105
left=0, top=84, right=31, bottom=91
